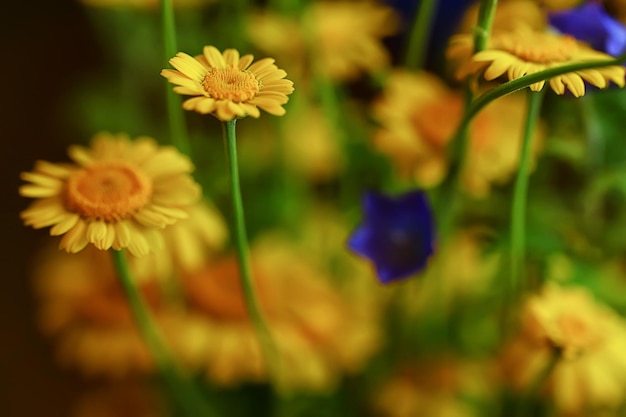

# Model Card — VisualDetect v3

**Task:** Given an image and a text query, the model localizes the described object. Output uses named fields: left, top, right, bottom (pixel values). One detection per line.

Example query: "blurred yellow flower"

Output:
left=20, top=133, right=201, bottom=257
left=161, top=46, right=294, bottom=121
left=456, top=0, right=547, bottom=34
left=249, top=1, right=399, bottom=82
left=372, top=70, right=541, bottom=196
left=282, top=105, right=344, bottom=181
left=132, top=199, right=229, bottom=280
left=33, top=246, right=203, bottom=378
left=500, top=284, right=626, bottom=414
left=177, top=234, right=383, bottom=392
left=449, top=25, right=625, bottom=96
left=537, top=0, right=583, bottom=11
left=372, top=358, right=490, bottom=417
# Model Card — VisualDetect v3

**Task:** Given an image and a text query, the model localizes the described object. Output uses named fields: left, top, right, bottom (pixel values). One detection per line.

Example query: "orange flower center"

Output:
left=499, top=33, right=576, bottom=64
left=65, top=162, right=152, bottom=222
left=411, top=95, right=463, bottom=150
left=182, top=257, right=272, bottom=322
left=553, top=314, right=602, bottom=356
left=202, top=67, right=260, bottom=102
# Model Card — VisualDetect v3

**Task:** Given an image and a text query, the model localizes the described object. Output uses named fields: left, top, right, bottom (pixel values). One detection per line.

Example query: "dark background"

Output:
left=1, top=2, right=100, bottom=416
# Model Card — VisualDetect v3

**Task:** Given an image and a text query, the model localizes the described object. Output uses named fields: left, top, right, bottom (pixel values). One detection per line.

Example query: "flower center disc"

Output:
left=202, top=67, right=260, bottom=102
left=66, top=162, right=152, bottom=222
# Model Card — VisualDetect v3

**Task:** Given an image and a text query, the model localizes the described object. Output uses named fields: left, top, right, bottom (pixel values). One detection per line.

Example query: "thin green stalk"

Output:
left=433, top=0, right=497, bottom=235
left=222, top=119, right=280, bottom=387
left=510, top=90, right=544, bottom=296
left=160, top=0, right=191, bottom=156
left=404, top=0, right=439, bottom=70
left=473, top=0, right=498, bottom=53
left=111, top=250, right=215, bottom=417
left=465, top=55, right=626, bottom=124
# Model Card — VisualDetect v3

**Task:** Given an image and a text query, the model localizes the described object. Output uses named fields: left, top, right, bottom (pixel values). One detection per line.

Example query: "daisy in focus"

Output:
left=20, top=133, right=201, bottom=257
left=161, top=46, right=294, bottom=121
left=500, top=284, right=626, bottom=415
left=449, top=25, right=625, bottom=97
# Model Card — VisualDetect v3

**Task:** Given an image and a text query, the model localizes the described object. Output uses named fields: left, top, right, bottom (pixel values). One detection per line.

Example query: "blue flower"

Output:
left=549, top=2, right=626, bottom=57
left=348, top=190, right=435, bottom=284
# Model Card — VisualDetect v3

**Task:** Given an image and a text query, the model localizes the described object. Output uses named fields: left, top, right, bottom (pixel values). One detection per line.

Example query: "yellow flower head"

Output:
left=500, top=284, right=626, bottom=414
left=20, top=133, right=201, bottom=257
left=177, top=234, right=383, bottom=392
left=372, top=358, right=490, bottom=417
left=161, top=46, right=294, bottom=121
left=457, top=0, right=547, bottom=34
left=33, top=246, right=205, bottom=378
left=372, top=70, right=541, bottom=196
left=449, top=26, right=625, bottom=97
left=131, top=200, right=229, bottom=280
left=248, top=1, right=400, bottom=82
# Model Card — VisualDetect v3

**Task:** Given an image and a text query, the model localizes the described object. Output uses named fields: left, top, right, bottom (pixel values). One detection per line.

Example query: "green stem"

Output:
left=465, top=55, right=626, bottom=124
left=160, top=0, right=191, bottom=156
left=111, top=250, right=215, bottom=417
left=404, top=0, right=439, bottom=70
left=222, top=119, right=280, bottom=387
left=510, top=90, right=544, bottom=295
left=473, top=0, right=498, bottom=53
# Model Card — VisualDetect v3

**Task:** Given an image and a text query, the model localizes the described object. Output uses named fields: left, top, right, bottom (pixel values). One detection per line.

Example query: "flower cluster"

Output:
left=17, top=1, right=626, bottom=416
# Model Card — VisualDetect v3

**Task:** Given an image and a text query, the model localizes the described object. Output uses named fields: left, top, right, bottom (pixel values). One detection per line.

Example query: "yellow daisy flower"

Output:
left=178, top=234, right=383, bottom=392
left=132, top=200, right=229, bottom=280
left=372, top=70, right=542, bottom=196
left=450, top=26, right=625, bottom=97
left=33, top=246, right=204, bottom=378
left=500, top=284, right=626, bottom=414
left=161, top=46, right=294, bottom=121
left=248, top=1, right=400, bottom=82
left=20, top=133, right=201, bottom=257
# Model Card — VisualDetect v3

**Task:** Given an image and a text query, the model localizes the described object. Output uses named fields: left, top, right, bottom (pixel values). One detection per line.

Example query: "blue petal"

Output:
left=348, top=189, right=436, bottom=284
left=549, top=3, right=626, bottom=57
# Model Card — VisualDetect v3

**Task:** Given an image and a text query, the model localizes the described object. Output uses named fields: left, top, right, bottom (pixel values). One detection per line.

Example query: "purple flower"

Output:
left=549, top=2, right=626, bottom=57
left=348, top=190, right=435, bottom=284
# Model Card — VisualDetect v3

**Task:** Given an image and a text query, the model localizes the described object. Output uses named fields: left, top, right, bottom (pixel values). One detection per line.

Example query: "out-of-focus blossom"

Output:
left=176, top=234, right=383, bottom=392
left=32, top=246, right=201, bottom=377
left=538, top=0, right=583, bottom=11
left=248, top=1, right=400, bottom=82
left=20, top=133, right=201, bottom=257
left=457, top=0, right=547, bottom=35
left=500, top=284, right=626, bottom=415
left=371, top=358, right=491, bottom=417
left=372, top=70, right=542, bottom=196
left=161, top=46, right=294, bottom=121
left=449, top=25, right=625, bottom=96
left=132, top=200, right=229, bottom=280
left=348, top=189, right=435, bottom=283
left=282, top=105, right=344, bottom=181
left=549, top=2, right=626, bottom=57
